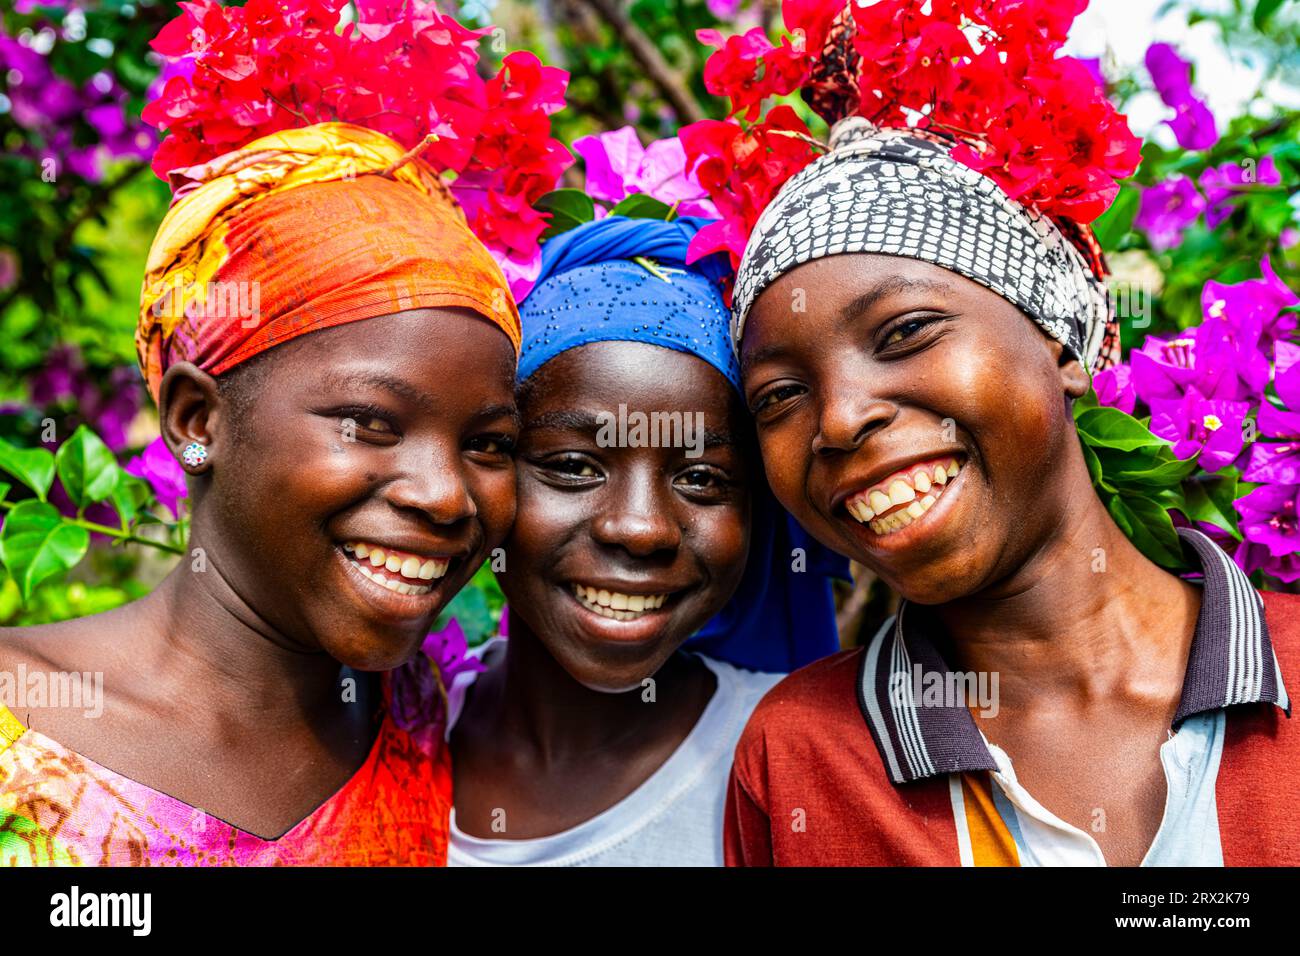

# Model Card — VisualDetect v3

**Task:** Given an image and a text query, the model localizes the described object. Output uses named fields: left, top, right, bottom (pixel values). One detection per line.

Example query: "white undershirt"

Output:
left=447, top=645, right=782, bottom=867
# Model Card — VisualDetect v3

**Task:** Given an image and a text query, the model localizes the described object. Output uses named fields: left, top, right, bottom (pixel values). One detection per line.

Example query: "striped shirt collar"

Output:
left=857, top=527, right=1292, bottom=785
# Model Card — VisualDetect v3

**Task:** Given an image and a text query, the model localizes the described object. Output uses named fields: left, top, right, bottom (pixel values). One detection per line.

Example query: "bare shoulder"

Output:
left=0, top=599, right=153, bottom=676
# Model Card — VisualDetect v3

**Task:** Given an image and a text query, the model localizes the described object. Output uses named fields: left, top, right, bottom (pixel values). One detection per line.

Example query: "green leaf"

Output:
left=0, top=501, right=90, bottom=602
left=0, top=437, right=56, bottom=501
left=1095, top=446, right=1200, bottom=487
left=0, top=483, right=10, bottom=506
left=54, top=425, right=119, bottom=507
left=536, top=189, right=595, bottom=240
left=1092, top=185, right=1139, bottom=249
left=109, top=470, right=152, bottom=526
left=1177, top=474, right=1243, bottom=537
left=1107, top=495, right=1186, bottom=570
left=1254, top=0, right=1288, bottom=29
left=1076, top=406, right=1171, bottom=452
left=608, top=194, right=674, bottom=220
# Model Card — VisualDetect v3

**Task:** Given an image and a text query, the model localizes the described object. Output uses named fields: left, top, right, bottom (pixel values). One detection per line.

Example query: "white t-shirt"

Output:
left=446, top=643, right=782, bottom=867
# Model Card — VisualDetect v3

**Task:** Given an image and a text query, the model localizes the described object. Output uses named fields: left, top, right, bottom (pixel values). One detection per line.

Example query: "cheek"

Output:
left=504, top=479, right=581, bottom=571
left=691, top=503, right=749, bottom=587
left=756, top=427, right=815, bottom=521
left=467, top=465, right=518, bottom=545
left=945, top=338, right=1067, bottom=463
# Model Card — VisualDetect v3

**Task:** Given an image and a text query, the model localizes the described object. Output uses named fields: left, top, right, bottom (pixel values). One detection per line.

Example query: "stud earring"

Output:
left=182, top=442, right=208, bottom=468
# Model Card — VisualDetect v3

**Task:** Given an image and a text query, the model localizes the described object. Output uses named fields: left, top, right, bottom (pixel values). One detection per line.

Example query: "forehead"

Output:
left=523, top=341, right=738, bottom=412
left=265, top=307, right=517, bottom=390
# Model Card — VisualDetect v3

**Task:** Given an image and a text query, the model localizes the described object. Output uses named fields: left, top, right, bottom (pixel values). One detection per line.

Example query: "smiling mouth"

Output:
left=341, top=541, right=451, bottom=596
left=843, top=456, right=964, bottom=536
left=571, top=584, right=670, bottom=622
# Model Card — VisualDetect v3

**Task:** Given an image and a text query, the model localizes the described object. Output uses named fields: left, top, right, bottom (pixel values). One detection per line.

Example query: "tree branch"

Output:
left=573, top=0, right=707, bottom=125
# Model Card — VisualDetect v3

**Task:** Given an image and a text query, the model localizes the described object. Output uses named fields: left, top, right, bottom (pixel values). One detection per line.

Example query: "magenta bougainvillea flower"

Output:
left=572, top=125, right=718, bottom=217
left=1202, top=256, right=1300, bottom=357
left=1149, top=387, right=1251, bottom=471
left=1093, top=363, right=1137, bottom=413
left=1199, top=156, right=1281, bottom=229
left=1130, top=317, right=1268, bottom=406
left=125, top=437, right=189, bottom=520
left=1235, top=482, right=1300, bottom=559
left=1135, top=175, right=1206, bottom=251
left=1145, top=42, right=1218, bottom=150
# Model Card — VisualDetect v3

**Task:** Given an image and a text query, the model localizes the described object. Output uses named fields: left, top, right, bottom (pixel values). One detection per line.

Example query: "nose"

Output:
left=810, top=382, right=897, bottom=457
left=386, top=440, right=478, bottom=525
left=590, top=470, right=682, bottom=558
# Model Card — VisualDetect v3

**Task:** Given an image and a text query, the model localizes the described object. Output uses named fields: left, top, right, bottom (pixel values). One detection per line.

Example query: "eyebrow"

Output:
left=839, top=276, right=954, bottom=324
left=324, top=371, right=432, bottom=410
left=324, top=372, right=519, bottom=425
left=742, top=276, right=955, bottom=379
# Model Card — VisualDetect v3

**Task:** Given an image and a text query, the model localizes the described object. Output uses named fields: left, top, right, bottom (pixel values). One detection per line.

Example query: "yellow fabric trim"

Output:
left=138, top=121, right=475, bottom=371
left=960, top=772, right=1020, bottom=867
left=0, top=703, right=26, bottom=758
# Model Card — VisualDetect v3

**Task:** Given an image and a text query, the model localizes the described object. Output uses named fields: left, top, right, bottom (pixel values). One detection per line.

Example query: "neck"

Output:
left=133, top=532, right=361, bottom=729
left=934, top=472, right=1200, bottom=709
left=479, top=609, right=705, bottom=763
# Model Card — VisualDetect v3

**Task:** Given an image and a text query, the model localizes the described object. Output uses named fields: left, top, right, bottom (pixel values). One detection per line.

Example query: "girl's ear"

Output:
left=1060, top=352, right=1090, bottom=400
left=158, top=362, right=222, bottom=472
left=1046, top=335, right=1091, bottom=400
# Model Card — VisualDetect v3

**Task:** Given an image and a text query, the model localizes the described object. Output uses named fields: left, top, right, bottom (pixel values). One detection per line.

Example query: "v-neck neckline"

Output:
left=0, top=701, right=390, bottom=843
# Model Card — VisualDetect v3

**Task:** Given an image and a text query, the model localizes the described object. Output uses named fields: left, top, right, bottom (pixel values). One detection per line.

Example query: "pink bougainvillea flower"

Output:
left=572, top=125, right=717, bottom=216
left=125, top=436, right=189, bottom=520
left=1235, top=482, right=1300, bottom=559
left=1144, top=42, right=1218, bottom=150
left=1199, top=156, right=1281, bottom=229
left=1135, top=176, right=1205, bottom=252
left=1149, top=387, right=1251, bottom=471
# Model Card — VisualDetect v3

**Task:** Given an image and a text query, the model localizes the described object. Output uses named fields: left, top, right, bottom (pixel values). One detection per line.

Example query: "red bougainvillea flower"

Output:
left=682, top=105, right=820, bottom=279
left=142, top=0, right=571, bottom=297
left=682, top=0, right=1142, bottom=264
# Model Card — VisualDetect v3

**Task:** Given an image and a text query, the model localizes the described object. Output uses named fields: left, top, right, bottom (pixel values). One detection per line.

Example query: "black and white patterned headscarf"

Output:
left=731, top=117, right=1114, bottom=371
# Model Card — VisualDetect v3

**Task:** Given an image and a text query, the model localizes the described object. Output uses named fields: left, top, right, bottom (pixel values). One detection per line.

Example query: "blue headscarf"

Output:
left=518, top=215, right=846, bottom=673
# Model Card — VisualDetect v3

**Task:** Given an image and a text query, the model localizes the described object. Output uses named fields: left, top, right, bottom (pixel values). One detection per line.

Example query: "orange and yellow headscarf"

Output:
left=138, top=122, right=521, bottom=403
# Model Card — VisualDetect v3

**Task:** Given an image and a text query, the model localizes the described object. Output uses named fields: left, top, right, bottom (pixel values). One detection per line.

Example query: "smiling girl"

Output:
left=447, top=216, right=842, bottom=866
left=0, top=54, right=534, bottom=866
left=694, top=3, right=1300, bottom=867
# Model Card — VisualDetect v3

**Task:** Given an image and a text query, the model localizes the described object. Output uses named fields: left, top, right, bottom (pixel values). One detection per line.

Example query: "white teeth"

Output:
left=572, top=585, right=668, bottom=619
left=855, top=460, right=962, bottom=535
left=346, top=543, right=449, bottom=586
left=354, top=559, right=432, bottom=596
left=888, top=480, right=915, bottom=506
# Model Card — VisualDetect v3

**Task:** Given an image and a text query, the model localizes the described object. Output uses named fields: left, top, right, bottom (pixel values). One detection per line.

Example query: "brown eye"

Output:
left=359, top=416, right=392, bottom=433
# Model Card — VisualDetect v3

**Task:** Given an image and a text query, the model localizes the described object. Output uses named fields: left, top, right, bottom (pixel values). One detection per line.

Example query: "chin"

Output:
left=325, top=630, right=426, bottom=671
